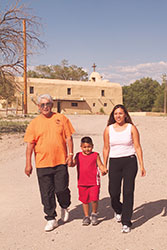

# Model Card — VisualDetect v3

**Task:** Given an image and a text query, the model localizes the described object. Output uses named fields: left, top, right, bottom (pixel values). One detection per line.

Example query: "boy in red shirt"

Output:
left=72, top=137, right=107, bottom=226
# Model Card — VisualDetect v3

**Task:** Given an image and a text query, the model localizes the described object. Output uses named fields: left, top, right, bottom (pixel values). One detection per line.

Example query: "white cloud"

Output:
left=99, top=61, right=167, bottom=85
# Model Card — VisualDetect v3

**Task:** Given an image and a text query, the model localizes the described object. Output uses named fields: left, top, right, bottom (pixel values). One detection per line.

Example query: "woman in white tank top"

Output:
left=103, top=104, right=146, bottom=233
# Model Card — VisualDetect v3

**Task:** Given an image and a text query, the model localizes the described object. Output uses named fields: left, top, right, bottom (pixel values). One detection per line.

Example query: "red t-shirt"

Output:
left=76, top=152, right=100, bottom=186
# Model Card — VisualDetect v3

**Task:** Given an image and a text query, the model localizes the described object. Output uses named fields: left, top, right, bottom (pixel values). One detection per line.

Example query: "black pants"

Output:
left=108, top=155, right=138, bottom=227
left=36, top=164, right=71, bottom=221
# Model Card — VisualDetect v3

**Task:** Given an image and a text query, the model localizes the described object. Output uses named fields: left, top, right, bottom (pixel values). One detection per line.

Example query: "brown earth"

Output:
left=0, top=115, right=167, bottom=250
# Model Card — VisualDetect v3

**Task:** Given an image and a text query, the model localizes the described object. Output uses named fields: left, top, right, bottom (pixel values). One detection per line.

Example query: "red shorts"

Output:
left=78, top=185, right=100, bottom=204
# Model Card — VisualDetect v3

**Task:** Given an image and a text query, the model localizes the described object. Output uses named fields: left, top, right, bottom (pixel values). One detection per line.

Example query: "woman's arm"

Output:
left=103, top=126, right=110, bottom=169
left=131, top=125, right=146, bottom=177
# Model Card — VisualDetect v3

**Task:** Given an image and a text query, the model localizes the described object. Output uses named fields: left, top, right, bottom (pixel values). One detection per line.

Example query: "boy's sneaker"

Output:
left=82, top=216, right=91, bottom=226
left=45, top=219, right=58, bottom=232
left=91, top=213, right=98, bottom=226
left=121, top=225, right=131, bottom=233
left=114, top=212, right=121, bottom=223
left=61, top=208, right=69, bottom=222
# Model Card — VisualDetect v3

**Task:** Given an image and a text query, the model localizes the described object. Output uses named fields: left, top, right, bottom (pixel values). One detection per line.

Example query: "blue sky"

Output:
left=2, top=0, right=167, bottom=85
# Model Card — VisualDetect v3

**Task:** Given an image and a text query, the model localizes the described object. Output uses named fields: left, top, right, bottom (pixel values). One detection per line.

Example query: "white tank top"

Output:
left=109, top=123, right=135, bottom=158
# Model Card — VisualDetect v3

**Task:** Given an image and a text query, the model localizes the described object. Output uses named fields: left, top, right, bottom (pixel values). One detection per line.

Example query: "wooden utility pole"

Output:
left=23, top=19, right=27, bottom=114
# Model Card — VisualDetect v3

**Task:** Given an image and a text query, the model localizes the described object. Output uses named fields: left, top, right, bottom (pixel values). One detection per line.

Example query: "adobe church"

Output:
left=16, top=67, right=122, bottom=115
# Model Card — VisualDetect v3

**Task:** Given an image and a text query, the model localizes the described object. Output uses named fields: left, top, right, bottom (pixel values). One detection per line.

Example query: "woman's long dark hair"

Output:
left=107, top=104, right=133, bottom=126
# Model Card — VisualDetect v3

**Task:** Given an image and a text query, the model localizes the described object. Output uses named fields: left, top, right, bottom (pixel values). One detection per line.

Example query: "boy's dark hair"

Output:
left=81, top=136, right=93, bottom=145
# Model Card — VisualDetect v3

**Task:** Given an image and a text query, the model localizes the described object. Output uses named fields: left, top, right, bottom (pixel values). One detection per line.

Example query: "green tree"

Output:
left=27, top=60, right=88, bottom=81
left=123, top=77, right=160, bottom=111
left=152, top=82, right=165, bottom=112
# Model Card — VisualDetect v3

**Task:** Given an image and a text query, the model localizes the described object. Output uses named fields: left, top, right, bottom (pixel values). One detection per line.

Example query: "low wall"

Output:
left=129, top=112, right=165, bottom=116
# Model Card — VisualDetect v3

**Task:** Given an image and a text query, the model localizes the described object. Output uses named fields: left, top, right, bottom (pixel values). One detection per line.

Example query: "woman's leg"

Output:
left=122, top=155, right=138, bottom=227
left=108, top=158, right=123, bottom=214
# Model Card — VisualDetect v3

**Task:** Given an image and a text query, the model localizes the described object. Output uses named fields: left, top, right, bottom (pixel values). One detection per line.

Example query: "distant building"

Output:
left=15, top=70, right=122, bottom=114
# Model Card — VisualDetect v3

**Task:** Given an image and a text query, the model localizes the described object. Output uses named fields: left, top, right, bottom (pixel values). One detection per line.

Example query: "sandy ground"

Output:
left=0, top=115, right=167, bottom=250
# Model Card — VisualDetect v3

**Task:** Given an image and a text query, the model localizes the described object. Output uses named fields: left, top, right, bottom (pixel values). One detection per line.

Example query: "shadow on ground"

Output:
left=60, top=197, right=113, bottom=225
left=58, top=198, right=167, bottom=229
left=132, top=199, right=167, bottom=229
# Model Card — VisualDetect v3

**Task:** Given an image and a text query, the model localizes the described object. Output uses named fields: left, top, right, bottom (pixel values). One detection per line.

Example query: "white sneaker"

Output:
left=61, top=208, right=69, bottom=222
left=114, top=212, right=121, bottom=222
left=45, top=219, right=58, bottom=232
left=121, top=225, right=131, bottom=233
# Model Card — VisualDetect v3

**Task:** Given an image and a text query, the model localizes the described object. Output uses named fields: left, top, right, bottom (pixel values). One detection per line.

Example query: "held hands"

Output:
left=101, top=167, right=108, bottom=176
left=66, top=155, right=74, bottom=167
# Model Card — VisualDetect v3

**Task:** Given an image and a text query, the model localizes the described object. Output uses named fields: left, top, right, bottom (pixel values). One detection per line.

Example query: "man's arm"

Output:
left=66, top=136, right=74, bottom=167
left=25, top=142, right=35, bottom=177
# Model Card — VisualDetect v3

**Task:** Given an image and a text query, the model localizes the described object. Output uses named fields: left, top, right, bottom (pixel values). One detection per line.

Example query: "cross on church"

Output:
left=92, top=63, right=97, bottom=72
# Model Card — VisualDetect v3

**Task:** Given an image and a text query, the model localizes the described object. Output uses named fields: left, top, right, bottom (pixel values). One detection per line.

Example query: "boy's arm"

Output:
left=97, top=154, right=108, bottom=176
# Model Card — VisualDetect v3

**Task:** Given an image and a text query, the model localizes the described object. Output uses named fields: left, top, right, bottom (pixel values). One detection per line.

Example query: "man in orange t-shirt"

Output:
left=24, top=94, right=75, bottom=232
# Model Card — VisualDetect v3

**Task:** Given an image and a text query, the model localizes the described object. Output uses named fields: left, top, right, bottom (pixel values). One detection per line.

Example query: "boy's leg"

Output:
left=89, top=185, right=100, bottom=213
left=82, top=203, right=91, bottom=225
left=78, top=186, right=91, bottom=225
left=90, top=186, right=99, bottom=225
left=91, top=200, right=98, bottom=214
left=91, top=201, right=99, bottom=225
left=82, top=203, right=89, bottom=217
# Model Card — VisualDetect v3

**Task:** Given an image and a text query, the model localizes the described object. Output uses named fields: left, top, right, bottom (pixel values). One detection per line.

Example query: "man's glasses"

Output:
left=40, top=102, right=52, bottom=109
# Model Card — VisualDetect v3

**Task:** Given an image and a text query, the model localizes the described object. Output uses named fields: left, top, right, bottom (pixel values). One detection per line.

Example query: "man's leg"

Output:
left=54, top=164, right=71, bottom=208
left=36, top=168, right=57, bottom=220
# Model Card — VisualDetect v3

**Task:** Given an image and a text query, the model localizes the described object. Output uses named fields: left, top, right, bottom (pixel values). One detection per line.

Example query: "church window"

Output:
left=71, top=102, right=78, bottom=107
left=104, top=103, right=107, bottom=107
left=93, top=103, right=96, bottom=107
left=101, top=90, right=105, bottom=96
left=67, top=88, right=71, bottom=95
left=30, top=86, right=34, bottom=94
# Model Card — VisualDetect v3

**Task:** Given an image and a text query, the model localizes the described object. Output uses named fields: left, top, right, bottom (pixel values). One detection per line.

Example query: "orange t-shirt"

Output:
left=24, top=113, right=75, bottom=168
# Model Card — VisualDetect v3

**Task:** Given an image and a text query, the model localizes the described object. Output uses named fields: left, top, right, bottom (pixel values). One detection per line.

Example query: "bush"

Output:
left=99, top=108, right=105, bottom=114
left=0, top=121, right=29, bottom=134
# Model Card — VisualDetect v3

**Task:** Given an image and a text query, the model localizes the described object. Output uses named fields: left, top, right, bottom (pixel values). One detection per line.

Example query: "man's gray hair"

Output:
left=37, top=94, right=53, bottom=104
